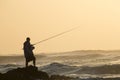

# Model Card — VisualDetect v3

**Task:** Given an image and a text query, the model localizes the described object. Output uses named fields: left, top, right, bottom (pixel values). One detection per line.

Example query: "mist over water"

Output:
left=0, top=50, right=120, bottom=78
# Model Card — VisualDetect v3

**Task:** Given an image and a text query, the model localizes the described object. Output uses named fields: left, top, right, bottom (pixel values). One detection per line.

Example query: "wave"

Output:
left=40, top=62, right=120, bottom=75
left=39, top=62, right=78, bottom=75
left=1, top=50, right=120, bottom=78
left=76, top=64, right=120, bottom=74
left=1, top=62, right=120, bottom=79
left=1, top=60, right=120, bottom=74
left=0, top=50, right=119, bottom=66
left=0, top=64, right=22, bottom=73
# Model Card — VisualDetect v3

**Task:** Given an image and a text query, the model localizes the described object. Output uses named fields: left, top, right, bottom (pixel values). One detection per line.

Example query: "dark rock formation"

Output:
left=0, top=66, right=49, bottom=80
left=0, top=66, right=73, bottom=80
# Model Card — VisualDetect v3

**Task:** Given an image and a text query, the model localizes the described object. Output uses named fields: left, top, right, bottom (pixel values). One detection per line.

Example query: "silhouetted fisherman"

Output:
left=23, top=37, right=36, bottom=67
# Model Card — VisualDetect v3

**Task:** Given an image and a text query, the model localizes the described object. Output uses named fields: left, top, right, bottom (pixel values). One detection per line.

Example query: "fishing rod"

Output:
left=33, top=26, right=80, bottom=46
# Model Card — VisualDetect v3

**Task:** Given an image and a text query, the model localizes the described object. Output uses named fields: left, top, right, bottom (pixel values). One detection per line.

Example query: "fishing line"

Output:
left=33, top=26, right=80, bottom=46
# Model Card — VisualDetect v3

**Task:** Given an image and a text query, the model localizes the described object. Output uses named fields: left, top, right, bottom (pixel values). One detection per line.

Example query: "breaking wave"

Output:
left=1, top=62, right=120, bottom=78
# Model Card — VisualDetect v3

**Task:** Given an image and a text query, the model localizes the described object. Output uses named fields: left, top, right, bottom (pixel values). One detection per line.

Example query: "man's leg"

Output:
left=33, top=58, right=36, bottom=67
left=26, top=59, right=28, bottom=67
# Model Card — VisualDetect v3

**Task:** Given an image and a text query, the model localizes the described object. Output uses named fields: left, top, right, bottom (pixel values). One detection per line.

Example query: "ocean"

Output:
left=0, top=50, right=120, bottom=79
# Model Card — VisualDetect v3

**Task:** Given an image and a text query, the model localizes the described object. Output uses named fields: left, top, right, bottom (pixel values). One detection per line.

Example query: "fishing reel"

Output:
left=31, top=45, right=35, bottom=50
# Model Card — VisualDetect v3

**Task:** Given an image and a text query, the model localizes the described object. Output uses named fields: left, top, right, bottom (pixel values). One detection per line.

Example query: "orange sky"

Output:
left=1, top=0, right=120, bottom=55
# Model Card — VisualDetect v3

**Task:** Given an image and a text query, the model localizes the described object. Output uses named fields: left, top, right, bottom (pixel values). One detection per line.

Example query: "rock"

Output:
left=0, top=66, right=49, bottom=80
left=0, top=65, right=74, bottom=80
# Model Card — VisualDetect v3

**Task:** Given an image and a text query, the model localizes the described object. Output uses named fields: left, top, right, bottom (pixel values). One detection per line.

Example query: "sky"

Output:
left=1, top=0, right=120, bottom=55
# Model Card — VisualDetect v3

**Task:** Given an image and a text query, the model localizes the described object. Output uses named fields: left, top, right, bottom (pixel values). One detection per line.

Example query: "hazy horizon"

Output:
left=1, top=0, right=120, bottom=55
